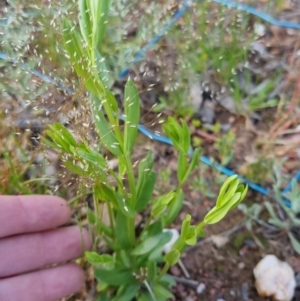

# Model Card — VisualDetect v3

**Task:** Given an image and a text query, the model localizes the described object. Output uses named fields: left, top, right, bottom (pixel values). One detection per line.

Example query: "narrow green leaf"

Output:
left=189, top=148, right=201, bottom=171
left=223, top=178, right=239, bottom=201
left=87, top=0, right=112, bottom=49
left=181, top=148, right=201, bottom=183
left=181, top=214, right=192, bottom=239
left=152, top=204, right=168, bottom=218
left=204, top=192, right=241, bottom=224
left=159, top=274, right=176, bottom=288
left=44, top=125, right=72, bottom=153
left=217, top=178, right=240, bottom=207
left=147, top=260, right=157, bottom=280
left=94, top=183, right=118, bottom=208
left=90, top=94, right=122, bottom=156
left=106, top=90, right=119, bottom=115
left=184, top=226, right=197, bottom=246
left=76, top=148, right=107, bottom=169
left=111, top=284, right=139, bottom=301
left=115, top=194, right=135, bottom=218
left=52, top=123, right=77, bottom=148
left=264, top=202, right=279, bottom=221
left=288, top=233, right=300, bottom=254
left=85, top=252, right=114, bottom=268
left=64, top=161, right=88, bottom=176
left=79, top=0, right=92, bottom=45
left=177, top=152, right=187, bottom=183
left=63, top=19, right=106, bottom=98
left=95, top=267, right=136, bottom=286
left=164, top=249, right=180, bottom=266
left=268, top=218, right=287, bottom=229
left=135, top=171, right=156, bottom=212
left=124, top=80, right=140, bottom=154
left=95, top=50, right=114, bottom=90
left=216, top=175, right=238, bottom=206
left=152, top=192, right=175, bottom=218
left=116, top=211, right=132, bottom=249
left=41, top=136, right=61, bottom=151
left=132, top=232, right=172, bottom=256
left=135, top=151, right=155, bottom=211
left=163, top=117, right=184, bottom=152
left=137, top=293, right=153, bottom=301
left=62, top=19, right=89, bottom=78
left=240, top=184, right=248, bottom=202
left=86, top=211, right=96, bottom=224
left=163, top=190, right=184, bottom=226
left=153, top=283, right=175, bottom=300
left=181, top=119, right=191, bottom=153
left=229, top=185, right=248, bottom=210
left=147, top=220, right=163, bottom=237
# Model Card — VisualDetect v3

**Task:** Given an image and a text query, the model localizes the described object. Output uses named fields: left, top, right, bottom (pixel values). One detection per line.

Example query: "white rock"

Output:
left=196, top=283, right=206, bottom=294
left=253, top=254, right=296, bottom=301
left=254, top=23, right=266, bottom=36
left=162, top=229, right=180, bottom=254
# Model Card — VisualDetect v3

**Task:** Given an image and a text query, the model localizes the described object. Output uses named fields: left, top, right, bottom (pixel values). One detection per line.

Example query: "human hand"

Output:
left=0, top=195, right=92, bottom=301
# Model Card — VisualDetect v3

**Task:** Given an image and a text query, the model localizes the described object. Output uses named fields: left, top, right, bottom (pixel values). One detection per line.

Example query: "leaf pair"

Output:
left=204, top=175, right=248, bottom=225
left=163, top=117, right=190, bottom=154
left=79, top=0, right=111, bottom=49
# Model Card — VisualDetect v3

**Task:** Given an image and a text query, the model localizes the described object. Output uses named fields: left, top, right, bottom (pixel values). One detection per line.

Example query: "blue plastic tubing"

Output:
left=1, top=0, right=300, bottom=206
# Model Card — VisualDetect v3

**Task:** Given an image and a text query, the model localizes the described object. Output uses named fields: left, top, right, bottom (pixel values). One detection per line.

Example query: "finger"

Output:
left=0, top=226, right=91, bottom=278
left=0, top=263, right=85, bottom=301
left=0, top=195, right=71, bottom=238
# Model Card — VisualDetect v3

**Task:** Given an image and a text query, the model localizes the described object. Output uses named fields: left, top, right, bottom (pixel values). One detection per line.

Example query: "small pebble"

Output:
left=230, top=290, right=236, bottom=296
left=254, top=23, right=266, bottom=36
left=45, top=165, right=56, bottom=176
left=162, top=229, right=179, bottom=254
left=196, top=283, right=206, bottom=294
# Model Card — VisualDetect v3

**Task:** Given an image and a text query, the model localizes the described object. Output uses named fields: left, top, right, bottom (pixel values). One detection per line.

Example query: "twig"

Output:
left=171, top=275, right=199, bottom=288
left=178, top=259, right=190, bottom=279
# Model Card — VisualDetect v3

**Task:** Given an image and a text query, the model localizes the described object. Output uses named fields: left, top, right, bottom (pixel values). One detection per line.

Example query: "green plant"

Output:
left=214, top=129, right=235, bottom=166
left=189, top=164, right=217, bottom=199
left=264, top=183, right=300, bottom=254
left=238, top=203, right=264, bottom=231
left=244, top=157, right=274, bottom=184
left=43, top=1, right=248, bottom=300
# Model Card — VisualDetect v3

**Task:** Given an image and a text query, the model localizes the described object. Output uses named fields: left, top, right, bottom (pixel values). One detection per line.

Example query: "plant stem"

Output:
left=123, top=154, right=136, bottom=202
left=156, top=263, right=170, bottom=283
left=123, top=155, right=137, bottom=246
left=107, top=200, right=115, bottom=238
left=143, top=280, right=157, bottom=301
left=93, top=188, right=100, bottom=220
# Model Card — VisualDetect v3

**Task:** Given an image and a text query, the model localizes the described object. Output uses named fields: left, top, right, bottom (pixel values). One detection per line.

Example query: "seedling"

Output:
left=42, top=1, right=248, bottom=300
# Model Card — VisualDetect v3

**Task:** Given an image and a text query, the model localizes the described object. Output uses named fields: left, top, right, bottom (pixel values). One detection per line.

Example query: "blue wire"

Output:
left=118, top=0, right=194, bottom=78
left=0, top=53, right=73, bottom=94
left=134, top=123, right=291, bottom=207
left=118, top=0, right=300, bottom=78
left=283, top=170, right=300, bottom=193
left=1, top=0, right=299, bottom=206
left=212, top=0, right=300, bottom=30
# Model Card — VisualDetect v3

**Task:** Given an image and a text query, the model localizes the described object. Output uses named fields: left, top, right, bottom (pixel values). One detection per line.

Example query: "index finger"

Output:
left=0, top=195, right=71, bottom=238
